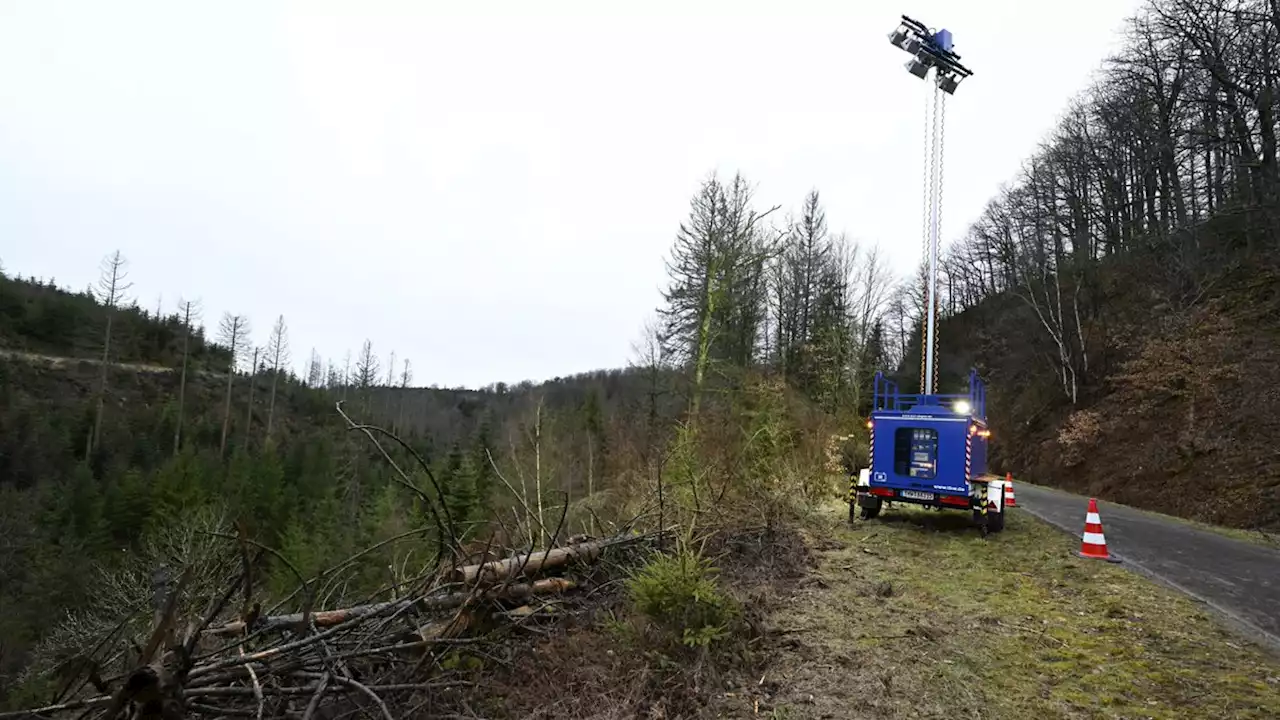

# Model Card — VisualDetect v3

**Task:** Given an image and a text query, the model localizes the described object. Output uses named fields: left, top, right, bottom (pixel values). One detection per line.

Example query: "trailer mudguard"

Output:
left=982, top=476, right=1005, bottom=514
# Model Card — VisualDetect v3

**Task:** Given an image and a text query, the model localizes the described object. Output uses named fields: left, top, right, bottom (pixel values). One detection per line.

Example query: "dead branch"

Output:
left=335, top=401, right=460, bottom=562
left=208, top=578, right=576, bottom=637
left=10, top=409, right=664, bottom=720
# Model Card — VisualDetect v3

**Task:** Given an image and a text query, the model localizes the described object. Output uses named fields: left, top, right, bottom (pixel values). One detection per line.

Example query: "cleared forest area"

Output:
left=2, top=0, right=1280, bottom=717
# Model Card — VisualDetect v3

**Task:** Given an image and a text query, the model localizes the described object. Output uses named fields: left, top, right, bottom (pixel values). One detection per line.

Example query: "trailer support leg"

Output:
left=975, top=483, right=989, bottom=538
left=848, top=474, right=857, bottom=524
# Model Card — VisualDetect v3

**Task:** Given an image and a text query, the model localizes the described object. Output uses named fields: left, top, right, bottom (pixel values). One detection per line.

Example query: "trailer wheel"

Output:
left=857, top=494, right=882, bottom=521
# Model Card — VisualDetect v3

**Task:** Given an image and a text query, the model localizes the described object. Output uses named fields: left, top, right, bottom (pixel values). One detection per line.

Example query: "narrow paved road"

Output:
left=1015, top=482, right=1280, bottom=649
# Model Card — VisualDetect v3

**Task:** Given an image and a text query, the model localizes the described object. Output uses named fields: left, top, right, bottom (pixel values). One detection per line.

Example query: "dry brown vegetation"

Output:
left=462, top=526, right=816, bottom=719
left=954, top=255, right=1280, bottom=531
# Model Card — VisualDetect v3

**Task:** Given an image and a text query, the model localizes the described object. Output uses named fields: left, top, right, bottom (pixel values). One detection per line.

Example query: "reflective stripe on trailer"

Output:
left=869, top=423, right=876, bottom=467
left=964, top=433, right=972, bottom=482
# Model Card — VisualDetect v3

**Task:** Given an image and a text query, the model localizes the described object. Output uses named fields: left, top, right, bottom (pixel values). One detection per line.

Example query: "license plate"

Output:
left=900, top=490, right=935, bottom=501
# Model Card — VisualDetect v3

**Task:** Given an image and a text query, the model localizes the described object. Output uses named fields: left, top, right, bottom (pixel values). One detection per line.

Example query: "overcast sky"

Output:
left=0, top=0, right=1143, bottom=388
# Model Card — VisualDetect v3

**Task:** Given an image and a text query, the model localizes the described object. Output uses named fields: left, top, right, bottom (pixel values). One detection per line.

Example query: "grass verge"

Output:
left=723, top=503, right=1280, bottom=719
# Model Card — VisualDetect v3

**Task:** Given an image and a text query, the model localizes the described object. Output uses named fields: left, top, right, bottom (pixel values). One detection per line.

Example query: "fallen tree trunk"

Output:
left=210, top=578, right=576, bottom=637
left=452, top=541, right=607, bottom=585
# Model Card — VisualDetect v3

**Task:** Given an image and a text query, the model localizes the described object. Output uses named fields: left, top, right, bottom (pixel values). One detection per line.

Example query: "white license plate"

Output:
left=900, top=490, right=935, bottom=501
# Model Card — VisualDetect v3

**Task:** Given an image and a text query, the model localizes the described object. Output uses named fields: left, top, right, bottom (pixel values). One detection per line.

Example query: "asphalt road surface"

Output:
left=1014, top=482, right=1280, bottom=650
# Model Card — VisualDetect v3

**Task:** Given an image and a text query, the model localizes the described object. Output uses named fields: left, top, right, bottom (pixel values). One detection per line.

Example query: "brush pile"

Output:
left=4, top=404, right=661, bottom=720
left=4, top=533, right=651, bottom=720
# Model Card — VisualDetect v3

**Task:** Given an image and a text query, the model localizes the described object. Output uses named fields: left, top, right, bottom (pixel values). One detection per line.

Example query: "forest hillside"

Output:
left=888, top=0, right=1280, bottom=530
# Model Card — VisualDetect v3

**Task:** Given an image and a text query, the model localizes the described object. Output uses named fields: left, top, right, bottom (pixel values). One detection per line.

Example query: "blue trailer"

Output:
left=850, top=368, right=1007, bottom=535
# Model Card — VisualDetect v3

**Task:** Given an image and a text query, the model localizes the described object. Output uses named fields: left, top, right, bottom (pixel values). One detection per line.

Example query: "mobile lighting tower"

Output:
left=850, top=16, right=1007, bottom=536
left=888, top=14, right=973, bottom=396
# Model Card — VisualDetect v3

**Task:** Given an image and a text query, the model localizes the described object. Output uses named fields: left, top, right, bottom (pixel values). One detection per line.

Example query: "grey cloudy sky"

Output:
left=1, top=0, right=1142, bottom=388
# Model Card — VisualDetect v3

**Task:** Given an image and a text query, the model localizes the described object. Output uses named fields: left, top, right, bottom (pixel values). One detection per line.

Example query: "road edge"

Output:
left=1016, top=500, right=1280, bottom=656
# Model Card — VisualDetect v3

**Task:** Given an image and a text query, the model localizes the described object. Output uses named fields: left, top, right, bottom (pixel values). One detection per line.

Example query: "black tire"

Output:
left=858, top=495, right=882, bottom=520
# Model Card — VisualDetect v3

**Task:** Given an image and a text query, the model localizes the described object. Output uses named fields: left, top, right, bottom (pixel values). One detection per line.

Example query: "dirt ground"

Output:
left=711, top=503, right=1280, bottom=720
left=456, top=527, right=817, bottom=720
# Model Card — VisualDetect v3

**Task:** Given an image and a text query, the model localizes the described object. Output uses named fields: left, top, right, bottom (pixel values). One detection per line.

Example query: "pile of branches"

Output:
left=4, top=405, right=658, bottom=720
left=7, top=535, right=645, bottom=720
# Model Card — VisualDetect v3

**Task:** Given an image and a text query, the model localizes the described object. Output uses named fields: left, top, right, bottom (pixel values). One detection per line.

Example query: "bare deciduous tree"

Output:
left=930, top=0, right=1279, bottom=403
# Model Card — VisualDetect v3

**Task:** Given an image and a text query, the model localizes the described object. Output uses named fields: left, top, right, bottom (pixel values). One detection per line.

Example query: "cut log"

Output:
left=209, top=578, right=576, bottom=637
left=452, top=541, right=606, bottom=585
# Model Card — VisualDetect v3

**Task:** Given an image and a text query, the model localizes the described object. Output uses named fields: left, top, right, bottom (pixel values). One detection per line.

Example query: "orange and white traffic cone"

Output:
left=1077, top=498, right=1121, bottom=562
left=1004, top=472, right=1017, bottom=507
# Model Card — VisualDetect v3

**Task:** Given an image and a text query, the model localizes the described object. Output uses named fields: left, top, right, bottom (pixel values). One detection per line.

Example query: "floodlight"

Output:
left=937, top=72, right=960, bottom=95
left=953, top=400, right=972, bottom=416
left=888, top=28, right=908, bottom=48
left=905, top=54, right=930, bottom=79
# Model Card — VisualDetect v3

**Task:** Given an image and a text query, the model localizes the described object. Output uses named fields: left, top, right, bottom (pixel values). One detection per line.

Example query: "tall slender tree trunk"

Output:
left=691, top=260, right=719, bottom=421
left=220, top=337, right=239, bottom=458
left=243, top=348, right=259, bottom=450
left=88, top=312, right=113, bottom=458
left=534, top=399, right=547, bottom=549
left=266, top=367, right=279, bottom=440
left=585, top=434, right=595, bottom=536
left=173, top=303, right=192, bottom=455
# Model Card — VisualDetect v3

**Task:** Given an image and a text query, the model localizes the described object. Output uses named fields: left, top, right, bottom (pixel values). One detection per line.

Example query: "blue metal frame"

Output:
left=871, top=368, right=987, bottom=420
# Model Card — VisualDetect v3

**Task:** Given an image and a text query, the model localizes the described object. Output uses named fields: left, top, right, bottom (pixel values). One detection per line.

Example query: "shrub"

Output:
left=626, top=542, right=741, bottom=649
left=1057, top=409, right=1103, bottom=467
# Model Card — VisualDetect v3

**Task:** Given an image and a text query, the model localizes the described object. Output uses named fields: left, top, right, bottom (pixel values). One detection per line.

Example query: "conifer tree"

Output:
left=88, top=251, right=133, bottom=458
left=659, top=172, right=777, bottom=416
left=218, top=313, right=251, bottom=458
left=172, top=297, right=201, bottom=454
left=266, top=315, right=291, bottom=439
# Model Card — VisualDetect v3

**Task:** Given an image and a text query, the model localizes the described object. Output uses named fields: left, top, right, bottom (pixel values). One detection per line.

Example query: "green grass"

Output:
left=741, top=502, right=1280, bottom=719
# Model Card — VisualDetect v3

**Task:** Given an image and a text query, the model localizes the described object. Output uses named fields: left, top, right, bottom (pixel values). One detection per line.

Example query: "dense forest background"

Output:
left=926, top=0, right=1280, bottom=527
left=2, top=0, right=1279, bottom=705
